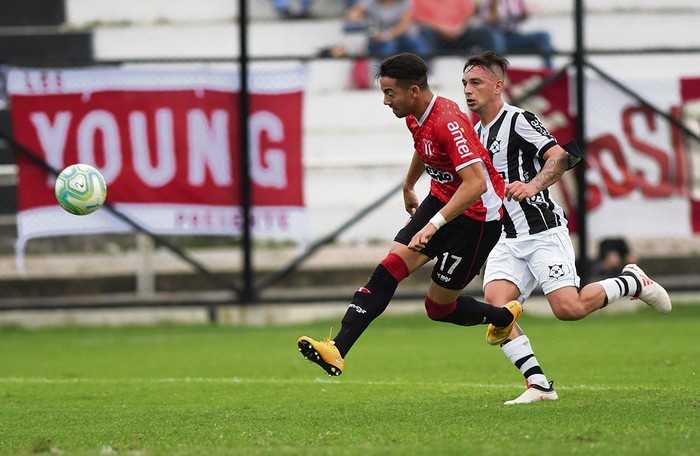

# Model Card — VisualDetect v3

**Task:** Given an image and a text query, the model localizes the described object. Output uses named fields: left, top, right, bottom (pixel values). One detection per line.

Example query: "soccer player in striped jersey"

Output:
left=298, top=52, right=521, bottom=379
left=462, top=51, right=672, bottom=404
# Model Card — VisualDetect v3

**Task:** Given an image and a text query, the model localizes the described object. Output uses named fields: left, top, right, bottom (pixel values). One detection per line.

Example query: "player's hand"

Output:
left=505, top=181, right=538, bottom=202
left=403, top=188, right=419, bottom=215
left=408, top=224, right=437, bottom=251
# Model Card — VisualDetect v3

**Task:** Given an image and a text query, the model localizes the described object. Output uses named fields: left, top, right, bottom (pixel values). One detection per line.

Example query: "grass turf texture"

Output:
left=1, top=305, right=698, bottom=455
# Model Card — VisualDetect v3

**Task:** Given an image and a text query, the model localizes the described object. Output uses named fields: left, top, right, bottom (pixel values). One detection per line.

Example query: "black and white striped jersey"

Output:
left=475, top=102, right=567, bottom=239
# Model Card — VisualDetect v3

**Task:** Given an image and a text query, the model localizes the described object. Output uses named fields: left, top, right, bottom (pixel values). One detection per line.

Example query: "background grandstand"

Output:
left=1, top=0, right=699, bottom=325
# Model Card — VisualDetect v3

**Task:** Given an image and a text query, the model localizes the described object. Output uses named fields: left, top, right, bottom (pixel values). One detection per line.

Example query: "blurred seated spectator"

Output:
left=413, top=0, right=503, bottom=55
left=597, top=237, right=638, bottom=277
left=478, top=0, right=554, bottom=69
left=272, top=0, right=315, bottom=19
left=345, top=0, right=430, bottom=58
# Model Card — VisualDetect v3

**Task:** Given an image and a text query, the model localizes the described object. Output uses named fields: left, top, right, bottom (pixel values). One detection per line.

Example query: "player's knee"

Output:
left=379, top=253, right=410, bottom=283
left=483, top=292, right=507, bottom=308
left=424, top=296, right=455, bottom=321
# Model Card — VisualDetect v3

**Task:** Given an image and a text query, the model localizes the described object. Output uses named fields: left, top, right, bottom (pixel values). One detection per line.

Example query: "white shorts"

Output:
left=483, top=228, right=581, bottom=301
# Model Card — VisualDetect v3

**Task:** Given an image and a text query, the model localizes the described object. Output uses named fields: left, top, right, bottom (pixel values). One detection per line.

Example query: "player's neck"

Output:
left=412, top=90, right=434, bottom=119
left=479, top=99, right=504, bottom=126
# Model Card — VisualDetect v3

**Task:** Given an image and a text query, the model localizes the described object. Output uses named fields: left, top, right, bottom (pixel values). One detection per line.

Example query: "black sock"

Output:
left=334, top=264, right=398, bottom=357
left=435, top=295, right=514, bottom=327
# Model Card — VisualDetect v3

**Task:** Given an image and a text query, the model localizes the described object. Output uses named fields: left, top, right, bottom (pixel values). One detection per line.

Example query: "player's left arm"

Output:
left=505, top=144, right=568, bottom=202
left=403, top=150, right=425, bottom=215
left=408, top=162, right=485, bottom=251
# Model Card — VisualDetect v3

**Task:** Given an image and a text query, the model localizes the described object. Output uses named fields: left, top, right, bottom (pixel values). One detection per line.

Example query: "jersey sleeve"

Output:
left=515, top=111, right=558, bottom=158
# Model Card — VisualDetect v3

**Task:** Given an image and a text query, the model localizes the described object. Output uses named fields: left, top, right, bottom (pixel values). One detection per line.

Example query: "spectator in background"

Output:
left=597, top=237, right=638, bottom=277
left=413, top=0, right=503, bottom=55
left=478, top=0, right=554, bottom=69
left=345, top=0, right=431, bottom=58
left=272, top=0, right=315, bottom=19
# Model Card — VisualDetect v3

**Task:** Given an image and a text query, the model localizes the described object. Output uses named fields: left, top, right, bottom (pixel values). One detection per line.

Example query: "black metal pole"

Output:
left=574, top=0, right=589, bottom=283
left=239, top=0, right=255, bottom=303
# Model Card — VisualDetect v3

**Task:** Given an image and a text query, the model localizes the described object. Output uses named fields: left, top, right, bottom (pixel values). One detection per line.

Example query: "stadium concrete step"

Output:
left=1, top=242, right=699, bottom=307
left=0, top=32, right=93, bottom=65
left=0, top=0, right=65, bottom=27
left=66, top=0, right=347, bottom=25
left=0, top=0, right=90, bottom=64
left=0, top=244, right=433, bottom=306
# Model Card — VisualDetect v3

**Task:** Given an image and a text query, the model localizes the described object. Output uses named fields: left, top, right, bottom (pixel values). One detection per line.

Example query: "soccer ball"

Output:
left=54, top=164, right=107, bottom=215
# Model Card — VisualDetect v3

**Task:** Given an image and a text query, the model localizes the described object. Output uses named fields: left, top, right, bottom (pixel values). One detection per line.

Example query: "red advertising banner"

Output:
left=585, top=73, right=691, bottom=241
left=8, top=66, right=309, bottom=271
left=680, top=77, right=700, bottom=234
left=504, top=68, right=574, bottom=144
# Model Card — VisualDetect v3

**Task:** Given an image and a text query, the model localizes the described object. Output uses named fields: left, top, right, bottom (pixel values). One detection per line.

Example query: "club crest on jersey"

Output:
left=548, top=264, right=567, bottom=279
left=422, top=138, right=434, bottom=157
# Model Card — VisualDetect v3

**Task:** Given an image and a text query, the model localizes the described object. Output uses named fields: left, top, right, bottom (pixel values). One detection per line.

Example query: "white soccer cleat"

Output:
left=505, top=381, right=559, bottom=405
left=622, top=264, right=672, bottom=314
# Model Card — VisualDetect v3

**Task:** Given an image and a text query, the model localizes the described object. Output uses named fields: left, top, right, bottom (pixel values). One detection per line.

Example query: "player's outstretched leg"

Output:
left=298, top=335, right=345, bottom=377
left=505, top=380, right=559, bottom=405
left=500, top=334, right=558, bottom=405
left=622, top=264, right=672, bottom=314
left=486, top=300, right=523, bottom=345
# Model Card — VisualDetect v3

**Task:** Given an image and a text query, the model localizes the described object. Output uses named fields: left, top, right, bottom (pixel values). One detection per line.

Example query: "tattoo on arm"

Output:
left=533, top=155, right=568, bottom=191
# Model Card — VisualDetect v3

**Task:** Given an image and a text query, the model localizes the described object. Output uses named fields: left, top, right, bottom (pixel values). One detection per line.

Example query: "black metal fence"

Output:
left=1, top=0, right=700, bottom=321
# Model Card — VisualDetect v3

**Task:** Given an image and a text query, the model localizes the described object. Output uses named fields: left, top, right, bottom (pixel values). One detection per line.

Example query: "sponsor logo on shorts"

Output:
left=437, top=273, right=451, bottom=283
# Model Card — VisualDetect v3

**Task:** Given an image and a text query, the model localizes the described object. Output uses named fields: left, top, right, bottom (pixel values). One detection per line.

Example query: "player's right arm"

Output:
left=505, top=144, right=568, bottom=201
left=403, top=150, right=424, bottom=215
left=408, top=161, right=487, bottom=252
left=505, top=110, right=565, bottom=201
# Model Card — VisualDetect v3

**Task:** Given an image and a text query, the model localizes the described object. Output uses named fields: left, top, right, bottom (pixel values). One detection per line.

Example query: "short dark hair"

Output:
left=463, top=51, right=509, bottom=79
left=378, top=53, right=429, bottom=89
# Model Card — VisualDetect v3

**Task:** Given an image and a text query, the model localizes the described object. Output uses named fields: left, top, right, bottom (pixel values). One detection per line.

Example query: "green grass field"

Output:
left=1, top=304, right=698, bottom=455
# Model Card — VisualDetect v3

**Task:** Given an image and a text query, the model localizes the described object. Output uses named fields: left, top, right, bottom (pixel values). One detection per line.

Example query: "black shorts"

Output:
left=394, top=194, right=502, bottom=290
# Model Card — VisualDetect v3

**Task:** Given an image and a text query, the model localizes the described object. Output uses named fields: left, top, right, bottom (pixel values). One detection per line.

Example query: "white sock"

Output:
left=502, top=335, right=549, bottom=389
left=598, top=275, right=640, bottom=305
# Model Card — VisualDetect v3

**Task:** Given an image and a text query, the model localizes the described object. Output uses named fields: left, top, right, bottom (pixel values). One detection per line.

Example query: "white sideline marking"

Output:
left=0, top=377, right=669, bottom=391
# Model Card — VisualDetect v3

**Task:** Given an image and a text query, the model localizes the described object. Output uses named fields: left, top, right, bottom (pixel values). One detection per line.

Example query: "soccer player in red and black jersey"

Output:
left=297, top=52, right=522, bottom=378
